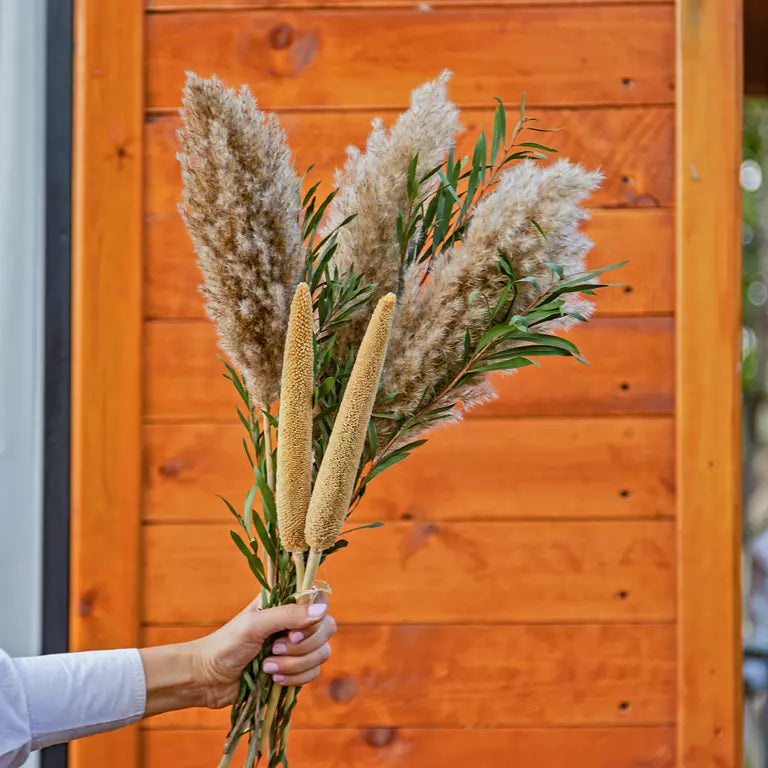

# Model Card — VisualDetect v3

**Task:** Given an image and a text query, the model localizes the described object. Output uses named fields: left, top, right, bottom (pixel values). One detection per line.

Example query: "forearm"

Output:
left=10, top=649, right=146, bottom=750
left=139, top=642, right=206, bottom=716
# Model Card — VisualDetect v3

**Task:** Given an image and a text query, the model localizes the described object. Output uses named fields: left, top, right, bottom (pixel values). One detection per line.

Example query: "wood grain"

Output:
left=145, top=103, right=674, bottom=319
left=676, top=1, right=743, bottom=766
left=143, top=727, right=675, bottom=768
left=146, top=106, right=673, bottom=215
left=70, top=1, right=144, bottom=767
left=143, top=623, right=674, bottom=729
left=146, top=206, right=673, bottom=319
left=142, top=520, right=675, bottom=624
left=143, top=317, right=674, bottom=421
left=144, top=416, right=675, bottom=523
left=146, top=7, right=675, bottom=109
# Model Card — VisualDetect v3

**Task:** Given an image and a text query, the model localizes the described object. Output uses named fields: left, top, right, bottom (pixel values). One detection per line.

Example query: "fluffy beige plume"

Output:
left=304, top=294, right=396, bottom=554
left=178, top=73, right=304, bottom=407
left=275, top=283, right=314, bottom=554
left=323, top=71, right=460, bottom=352
left=380, top=159, right=602, bottom=418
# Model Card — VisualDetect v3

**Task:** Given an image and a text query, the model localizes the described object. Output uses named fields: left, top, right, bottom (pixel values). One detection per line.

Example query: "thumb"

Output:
left=252, top=600, right=328, bottom=639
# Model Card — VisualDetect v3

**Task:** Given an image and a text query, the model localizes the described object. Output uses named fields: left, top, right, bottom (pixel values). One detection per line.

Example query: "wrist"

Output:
left=139, top=642, right=206, bottom=717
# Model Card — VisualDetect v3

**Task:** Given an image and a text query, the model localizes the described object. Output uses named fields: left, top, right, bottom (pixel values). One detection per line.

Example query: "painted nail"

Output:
left=308, top=603, right=328, bottom=617
left=289, top=631, right=305, bottom=644
left=263, top=661, right=279, bottom=673
left=272, top=643, right=288, bottom=655
left=273, top=674, right=285, bottom=683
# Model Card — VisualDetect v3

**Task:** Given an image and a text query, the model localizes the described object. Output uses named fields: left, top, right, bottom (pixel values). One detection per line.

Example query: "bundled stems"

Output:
left=181, top=73, right=617, bottom=768
left=261, top=407, right=276, bottom=587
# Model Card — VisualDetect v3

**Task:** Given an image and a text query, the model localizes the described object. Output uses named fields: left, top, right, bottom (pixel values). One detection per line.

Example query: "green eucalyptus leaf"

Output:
left=342, top=521, right=385, bottom=534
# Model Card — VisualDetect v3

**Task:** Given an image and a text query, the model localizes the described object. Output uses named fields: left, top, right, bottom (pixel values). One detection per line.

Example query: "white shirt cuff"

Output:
left=12, top=649, right=146, bottom=749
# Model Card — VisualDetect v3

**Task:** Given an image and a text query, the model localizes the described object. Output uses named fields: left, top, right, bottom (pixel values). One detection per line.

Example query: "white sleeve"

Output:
left=4, top=648, right=146, bottom=754
left=0, top=650, right=31, bottom=768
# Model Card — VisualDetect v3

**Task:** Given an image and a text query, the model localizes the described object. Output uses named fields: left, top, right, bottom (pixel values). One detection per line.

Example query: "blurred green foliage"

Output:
left=743, top=98, right=768, bottom=390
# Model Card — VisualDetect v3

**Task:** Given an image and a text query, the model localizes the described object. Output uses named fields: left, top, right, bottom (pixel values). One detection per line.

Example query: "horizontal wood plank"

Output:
left=143, top=317, right=674, bottom=421
left=486, top=316, right=674, bottom=416
left=146, top=7, right=675, bottom=109
left=145, top=104, right=673, bottom=320
left=146, top=207, right=673, bottom=319
left=146, top=106, right=673, bottom=216
left=144, top=417, right=675, bottom=523
left=144, top=727, right=675, bottom=768
left=143, top=623, right=675, bottom=728
left=149, top=0, right=671, bottom=8
left=142, top=520, right=675, bottom=624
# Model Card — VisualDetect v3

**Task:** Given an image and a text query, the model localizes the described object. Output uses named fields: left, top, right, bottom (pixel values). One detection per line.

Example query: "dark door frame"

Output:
left=42, top=0, right=73, bottom=765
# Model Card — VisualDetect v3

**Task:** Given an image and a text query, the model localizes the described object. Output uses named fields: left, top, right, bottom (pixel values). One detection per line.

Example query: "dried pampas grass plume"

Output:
left=178, top=72, right=304, bottom=407
left=275, top=283, right=314, bottom=556
left=323, top=71, right=460, bottom=353
left=302, top=293, right=396, bottom=583
left=380, top=159, right=602, bottom=419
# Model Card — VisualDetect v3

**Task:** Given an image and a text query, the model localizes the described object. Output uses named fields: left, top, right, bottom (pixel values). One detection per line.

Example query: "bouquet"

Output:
left=177, top=70, right=620, bottom=767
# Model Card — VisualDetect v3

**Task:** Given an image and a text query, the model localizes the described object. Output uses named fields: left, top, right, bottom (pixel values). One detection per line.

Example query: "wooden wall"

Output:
left=70, top=1, right=742, bottom=767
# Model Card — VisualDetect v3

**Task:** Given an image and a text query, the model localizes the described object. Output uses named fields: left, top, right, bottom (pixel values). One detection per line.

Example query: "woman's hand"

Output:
left=139, top=593, right=337, bottom=716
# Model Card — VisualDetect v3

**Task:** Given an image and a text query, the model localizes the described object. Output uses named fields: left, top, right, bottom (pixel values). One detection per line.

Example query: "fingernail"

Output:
left=289, top=631, right=305, bottom=644
left=308, top=603, right=328, bottom=617
left=273, top=674, right=285, bottom=683
left=272, top=643, right=288, bottom=655
left=263, top=661, right=279, bottom=673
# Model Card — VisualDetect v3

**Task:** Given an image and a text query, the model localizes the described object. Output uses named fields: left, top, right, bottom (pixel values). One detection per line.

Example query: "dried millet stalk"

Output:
left=302, top=293, right=396, bottom=586
left=275, top=283, right=314, bottom=559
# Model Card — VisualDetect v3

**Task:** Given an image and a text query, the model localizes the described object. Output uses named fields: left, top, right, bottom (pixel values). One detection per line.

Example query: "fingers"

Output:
left=262, top=642, right=332, bottom=686
left=244, top=600, right=328, bottom=643
left=270, top=614, right=337, bottom=656
left=262, top=609, right=338, bottom=687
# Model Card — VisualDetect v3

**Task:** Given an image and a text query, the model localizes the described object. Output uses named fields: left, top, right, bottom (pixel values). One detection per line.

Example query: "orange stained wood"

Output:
left=143, top=623, right=675, bottom=728
left=70, top=1, right=144, bottom=768
left=143, top=727, right=675, bottom=768
left=142, top=520, right=676, bottom=625
left=676, top=1, right=743, bottom=766
left=146, top=106, right=674, bottom=218
left=148, top=0, right=669, bottom=8
left=143, top=317, right=674, bottom=421
left=68, top=0, right=742, bottom=765
left=145, top=6, right=675, bottom=110
left=143, top=416, right=675, bottom=523
left=147, top=208, right=674, bottom=319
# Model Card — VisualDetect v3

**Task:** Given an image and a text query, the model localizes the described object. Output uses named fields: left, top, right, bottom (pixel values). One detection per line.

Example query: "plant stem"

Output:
left=302, top=549, right=322, bottom=592
left=273, top=548, right=323, bottom=755
left=292, top=552, right=305, bottom=595
left=245, top=728, right=259, bottom=767
left=258, top=684, right=282, bottom=755
left=261, top=407, right=276, bottom=587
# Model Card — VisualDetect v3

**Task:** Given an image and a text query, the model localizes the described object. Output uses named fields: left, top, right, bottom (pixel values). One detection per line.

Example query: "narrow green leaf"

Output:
left=407, top=154, right=420, bottom=200
left=243, top=481, right=259, bottom=536
left=518, top=141, right=558, bottom=153
left=230, top=529, right=253, bottom=560
left=251, top=508, right=277, bottom=563
left=469, top=357, right=535, bottom=374
left=218, top=495, right=245, bottom=528
left=366, top=420, right=378, bottom=458
left=491, top=98, right=506, bottom=165
left=342, top=521, right=385, bottom=534
left=254, top=468, right=277, bottom=524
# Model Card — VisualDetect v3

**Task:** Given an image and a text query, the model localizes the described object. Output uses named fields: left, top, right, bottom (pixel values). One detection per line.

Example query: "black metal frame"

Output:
left=42, top=0, right=73, bottom=765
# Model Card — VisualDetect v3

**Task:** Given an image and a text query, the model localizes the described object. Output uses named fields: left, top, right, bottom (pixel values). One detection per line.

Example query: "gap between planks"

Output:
left=141, top=619, right=677, bottom=628
left=146, top=102, right=676, bottom=117
left=140, top=721, right=677, bottom=731
left=146, top=2, right=675, bottom=15
left=142, top=411, right=678, bottom=424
